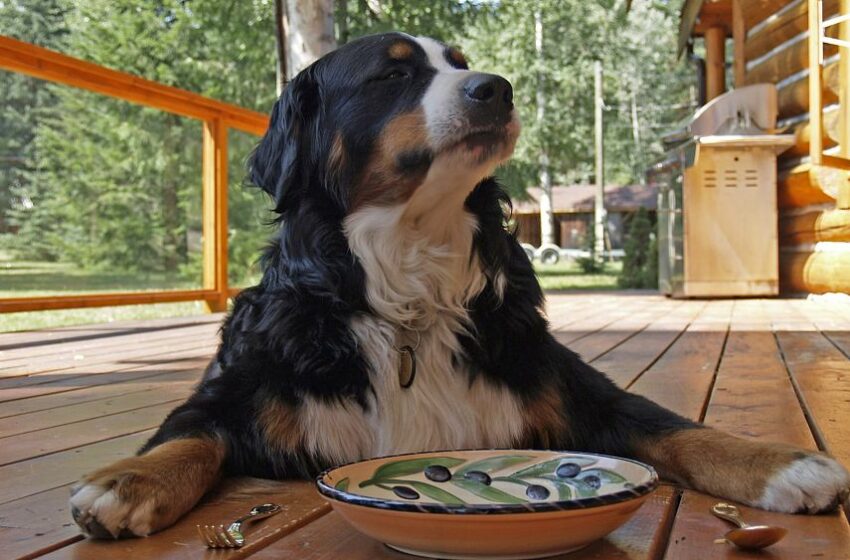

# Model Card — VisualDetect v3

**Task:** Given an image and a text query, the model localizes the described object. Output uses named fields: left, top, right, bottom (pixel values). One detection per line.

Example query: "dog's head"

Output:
left=249, top=33, right=520, bottom=216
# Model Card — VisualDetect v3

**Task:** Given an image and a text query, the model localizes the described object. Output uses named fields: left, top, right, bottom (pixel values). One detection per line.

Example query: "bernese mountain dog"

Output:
left=70, top=33, right=850, bottom=539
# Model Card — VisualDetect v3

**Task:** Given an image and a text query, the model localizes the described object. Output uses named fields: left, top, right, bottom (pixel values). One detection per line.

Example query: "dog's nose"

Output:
left=463, top=74, right=513, bottom=110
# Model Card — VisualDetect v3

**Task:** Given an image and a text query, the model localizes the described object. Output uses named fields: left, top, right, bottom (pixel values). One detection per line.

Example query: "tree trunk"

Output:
left=280, top=0, right=336, bottom=82
left=535, top=5, right=555, bottom=247
left=336, top=0, right=349, bottom=45
left=630, top=87, right=643, bottom=184
left=274, top=0, right=287, bottom=95
left=594, top=60, right=606, bottom=259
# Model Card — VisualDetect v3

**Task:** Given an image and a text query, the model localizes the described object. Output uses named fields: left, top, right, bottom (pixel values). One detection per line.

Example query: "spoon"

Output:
left=710, top=502, right=788, bottom=550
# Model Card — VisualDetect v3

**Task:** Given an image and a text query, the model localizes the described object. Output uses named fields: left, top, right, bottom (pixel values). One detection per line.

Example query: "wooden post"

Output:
left=202, top=119, right=229, bottom=313
left=594, top=60, right=606, bottom=259
left=809, top=0, right=824, bottom=166
left=705, top=26, right=726, bottom=101
left=840, top=0, right=850, bottom=208
left=732, top=0, right=746, bottom=87
left=535, top=5, right=555, bottom=247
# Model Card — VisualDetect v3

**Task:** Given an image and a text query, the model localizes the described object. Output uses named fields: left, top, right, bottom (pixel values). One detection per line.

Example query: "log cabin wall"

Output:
left=733, top=0, right=850, bottom=293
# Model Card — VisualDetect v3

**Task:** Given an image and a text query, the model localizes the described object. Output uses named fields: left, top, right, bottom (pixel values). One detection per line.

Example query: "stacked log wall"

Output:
left=741, top=0, right=850, bottom=293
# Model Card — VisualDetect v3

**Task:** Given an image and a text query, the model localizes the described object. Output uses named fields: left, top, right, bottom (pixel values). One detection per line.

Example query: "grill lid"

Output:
left=662, top=84, right=779, bottom=148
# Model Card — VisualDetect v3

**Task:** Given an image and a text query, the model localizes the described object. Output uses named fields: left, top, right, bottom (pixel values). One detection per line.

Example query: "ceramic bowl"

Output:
left=316, top=449, right=658, bottom=560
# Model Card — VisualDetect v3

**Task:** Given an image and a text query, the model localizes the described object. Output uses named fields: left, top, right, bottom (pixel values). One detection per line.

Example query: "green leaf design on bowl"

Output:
left=451, top=477, right=526, bottom=504
left=360, top=456, right=465, bottom=488
left=334, top=477, right=349, bottom=491
left=454, top=454, right=535, bottom=477
left=538, top=475, right=596, bottom=498
left=511, top=456, right=598, bottom=479
left=539, top=477, right=574, bottom=500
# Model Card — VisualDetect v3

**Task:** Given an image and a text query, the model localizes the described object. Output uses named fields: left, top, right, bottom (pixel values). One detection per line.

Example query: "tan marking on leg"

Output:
left=520, top=389, right=569, bottom=448
left=353, top=109, right=430, bottom=209
left=389, top=41, right=414, bottom=60
left=72, top=437, right=225, bottom=537
left=636, top=428, right=811, bottom=505
left=257, top=397, right=303, bottom=452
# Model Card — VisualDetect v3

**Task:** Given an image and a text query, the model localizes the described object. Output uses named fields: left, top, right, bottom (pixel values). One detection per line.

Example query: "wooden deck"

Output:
left=1, top=292, right=850, bottom=559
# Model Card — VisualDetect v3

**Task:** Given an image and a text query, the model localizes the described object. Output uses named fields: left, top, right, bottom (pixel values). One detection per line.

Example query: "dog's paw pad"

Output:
left=758, top=453, right=850, bottom=514
left=69, top=481, right=154, bottom=538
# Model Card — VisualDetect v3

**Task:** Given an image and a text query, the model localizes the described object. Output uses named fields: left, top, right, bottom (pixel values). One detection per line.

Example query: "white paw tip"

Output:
left=759, top=454, right=850, bottom=514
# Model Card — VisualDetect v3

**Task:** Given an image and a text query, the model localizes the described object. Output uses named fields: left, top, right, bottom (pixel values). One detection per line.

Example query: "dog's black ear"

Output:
left=248, top=69, right=318, bottom=212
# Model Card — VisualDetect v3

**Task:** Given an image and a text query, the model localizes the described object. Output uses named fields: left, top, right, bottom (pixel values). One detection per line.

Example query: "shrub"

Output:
left=618, top=207, right=657, bottom=289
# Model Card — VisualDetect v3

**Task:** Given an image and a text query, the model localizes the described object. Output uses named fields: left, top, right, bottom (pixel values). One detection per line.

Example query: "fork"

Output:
left=197, top=503, right=282, bottom=549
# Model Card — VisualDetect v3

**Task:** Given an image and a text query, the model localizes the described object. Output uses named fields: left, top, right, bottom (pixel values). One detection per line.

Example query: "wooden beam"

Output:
left=780, top=249, right=850, bottom=293
left=742, top=0, right=802, bottom=31
left=202, top=120, right=230, bottom=313
left=778, top=63, right=840, bottom=118
left=780, top=207, right=850, bottom=244
left=785, top=108, right=840, bottom=157
left=733, top=0, right=746, bottom=86
left=0, top=35, right=268, bottom=136
left=809, top=0, right=824, bottom=164
left=746, top=0, right=839, bottom=63
left=778, top=162, right=838, bottom=207
left=0, top=290, right=219, bottom=314
left=705, top=26, right=727, bottom=100
left=840, top=0, right=850, bottom=207
left=746, top=33, right=839, bottom=85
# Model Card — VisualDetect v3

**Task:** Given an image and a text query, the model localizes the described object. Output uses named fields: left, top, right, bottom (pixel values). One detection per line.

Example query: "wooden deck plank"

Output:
left=0, top=325, right=218, bottom=380
left=0, top=367, right=200, bottom=420
left=0, top=429, right=152, bottom=505
left=0, top=325, right=218, bottom=382
left=0, top=314, right=221, bottom=354
left=628, top=300, right=732, bottom=419
left=0, top=373, right=196, bottom=438
left=0, top=485, right=84, bottom=560
left=0, top=336, right=215, bottom=390
left=568, top=299, right=682, bottom=363
left=0, top=318, right=217, bottom=364
left=551, top=296, right=656, bottom=345
left=776, top=331, right=850, bottom=466
left=39, top=480, right=330, bottom=560
left=664, top=323, right=850, bottom=560
left=591, top=301, right=704, bottom=388
left=0, top=345, right=214, bottom=404
left=0, top=401, right=180, bottom=466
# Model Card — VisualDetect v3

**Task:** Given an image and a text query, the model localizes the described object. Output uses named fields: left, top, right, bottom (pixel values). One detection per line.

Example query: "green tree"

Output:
left=0, top=0, right=70, bottom=242
left=617, top=207, right=657, bottom=288
left=4, top=0, right=279, bottom=281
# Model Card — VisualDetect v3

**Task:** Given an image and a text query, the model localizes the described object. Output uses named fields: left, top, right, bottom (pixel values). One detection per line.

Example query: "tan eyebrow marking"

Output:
left=446, top=47, right=468, bottom=68
left=388, top=41, right=414, bottom=59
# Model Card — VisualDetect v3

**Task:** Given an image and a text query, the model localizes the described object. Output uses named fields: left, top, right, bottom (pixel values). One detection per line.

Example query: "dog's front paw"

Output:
left=758, top=452, right=850, bottom=514
left=70, top=438, right=225, bottom=538
left=70, top=460, right=180, bottom=538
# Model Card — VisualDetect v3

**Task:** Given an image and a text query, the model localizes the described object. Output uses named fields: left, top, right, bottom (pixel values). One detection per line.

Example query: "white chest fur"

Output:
left=297, top=204, right=523, bottom=464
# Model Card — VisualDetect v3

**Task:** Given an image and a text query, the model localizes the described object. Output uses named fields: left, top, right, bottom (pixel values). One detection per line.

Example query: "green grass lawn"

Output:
left=0, top=254, right=623, bottom=333
left=534, top=261, right=623, bottom=291
left=0, top=254, right=209, bottom=333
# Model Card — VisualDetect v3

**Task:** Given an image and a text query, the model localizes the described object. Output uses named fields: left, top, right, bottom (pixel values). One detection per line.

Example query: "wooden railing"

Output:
left=0, top=35, right=269, bottom=314
left=809, top=0, right=850, bottom=207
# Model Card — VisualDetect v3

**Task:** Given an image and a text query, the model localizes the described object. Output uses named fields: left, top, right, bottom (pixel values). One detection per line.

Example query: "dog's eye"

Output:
left=379, top=69, right=408, bottom=81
